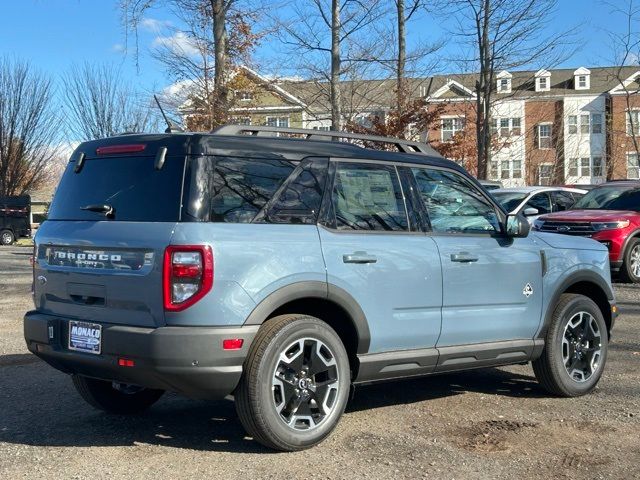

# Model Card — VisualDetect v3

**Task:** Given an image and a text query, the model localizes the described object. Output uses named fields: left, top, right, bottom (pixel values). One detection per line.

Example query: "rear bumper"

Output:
left=24, top=311, right=258, bottom=399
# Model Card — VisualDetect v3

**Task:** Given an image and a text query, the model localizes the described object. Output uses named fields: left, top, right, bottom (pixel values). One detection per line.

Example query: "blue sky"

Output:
left=0, top=0, right=631, bottom=96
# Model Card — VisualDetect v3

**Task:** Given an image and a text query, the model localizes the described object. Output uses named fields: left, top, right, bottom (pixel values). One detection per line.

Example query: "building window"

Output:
left=539, top=164, right=554, bottom=185
left=441, top=117, right=465, bottom=141
left=266, top=116, right=289, bottom=128
left=238, top=91, right=253, bottom=101
left=591, top=113, right=603, bottom=134
left=230, top=116, right=251, bottom=126
left=493, top=159, right=522, bottom=180
left=492, top=117, right=521, bottom=137
left=536, top=124, right=552, bottom=149
left=568, top=115, right=577, bottom=134
left=578, top=76, right=587, bottom=88
left=627, top=153, right=640, bottom=179
left=627, top=110, right=640, bottom=136
left=312, top=126, right=331, bottom=131
left=498, top=78, right=511, bottom=93
left=569, top=157, right=605, bottom=178
left=539, top=77, right=547, bottom=90
left=580, top=114, right=590, bottom=134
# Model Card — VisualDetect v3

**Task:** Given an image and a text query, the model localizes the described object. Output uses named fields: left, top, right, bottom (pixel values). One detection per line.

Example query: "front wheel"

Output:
left=533, top=293, right=608, bottom=397
left=621, top=238, right=640, bottom=283
left=0, top=230, right=14, bottom=246
left=72, top=375, right=164, bottom=414
left=235, top=314, right=350, bottom=451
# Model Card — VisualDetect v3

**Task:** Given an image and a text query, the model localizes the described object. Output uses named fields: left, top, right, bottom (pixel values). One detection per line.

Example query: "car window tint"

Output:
left=551, top=191, right=577, bottom=212
left=184, top=156, right=294, bottom=223
left=410, top=168, right=500, bottom=234
left=526, top=193, right=551, bottom=214
left=332, top=163, right=408, bottom=231
left=263, top=158, right=328, bottom=225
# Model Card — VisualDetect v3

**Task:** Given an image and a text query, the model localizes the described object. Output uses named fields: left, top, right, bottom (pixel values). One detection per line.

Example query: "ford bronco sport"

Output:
left=25, top=126, right=617, bottom=451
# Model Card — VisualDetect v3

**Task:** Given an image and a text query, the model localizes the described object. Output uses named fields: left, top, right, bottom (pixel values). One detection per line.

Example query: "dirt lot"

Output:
left=0, top=245, right=638, bottom=479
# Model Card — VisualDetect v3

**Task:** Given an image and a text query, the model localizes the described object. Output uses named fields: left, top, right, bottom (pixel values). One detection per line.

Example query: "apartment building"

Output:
left=191, top=65, right=640, bottom=185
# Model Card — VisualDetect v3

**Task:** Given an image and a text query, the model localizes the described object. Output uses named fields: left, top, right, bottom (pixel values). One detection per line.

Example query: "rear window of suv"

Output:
left=48, top=156, right=186, bottom=222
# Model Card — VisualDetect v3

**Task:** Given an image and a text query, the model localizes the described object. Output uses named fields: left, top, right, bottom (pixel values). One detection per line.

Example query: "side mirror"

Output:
left=505, top=214, right=530, bottom=238
left=523, top=207, right=539, bottom=217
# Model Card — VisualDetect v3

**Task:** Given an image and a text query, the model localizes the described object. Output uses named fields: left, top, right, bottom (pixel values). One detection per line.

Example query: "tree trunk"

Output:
left=331, top=0, right=342, bottom=131
left=476, top=0, right=491, bottom=180
left=212, top=0, right=228, bottom=127
left=396, top=0, right=406, bottom=114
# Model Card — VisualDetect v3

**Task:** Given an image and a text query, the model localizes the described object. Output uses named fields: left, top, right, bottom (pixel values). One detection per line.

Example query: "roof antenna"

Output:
left=154, top=94, right=185, bottom=133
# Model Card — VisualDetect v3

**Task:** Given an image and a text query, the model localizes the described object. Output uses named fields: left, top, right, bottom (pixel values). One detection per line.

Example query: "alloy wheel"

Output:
left=630, top=244, right=640, bottom=278
left=272, top=337, right=340, bottom=431
left=562, top=311, right=602, bottom=383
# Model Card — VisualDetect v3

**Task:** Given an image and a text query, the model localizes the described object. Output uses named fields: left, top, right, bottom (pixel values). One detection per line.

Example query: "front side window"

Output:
left=551, top=191, right=578, bottom=212
left=332, top=163, right=408, bottom=231
left=410, top=168, right=500, bottom=234
left=441, top=117, right=465, bottom=141
left=526, top=193, right=551, bottom=215
left=537, top=124, right=552, bottom=148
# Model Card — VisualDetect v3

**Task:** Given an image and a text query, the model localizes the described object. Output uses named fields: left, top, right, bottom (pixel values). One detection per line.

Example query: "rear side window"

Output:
left=48, top=156, right=185, bottom=222
left=331, top=162, right=408, bottom=231
left=184, top=156, right=294, bottom=222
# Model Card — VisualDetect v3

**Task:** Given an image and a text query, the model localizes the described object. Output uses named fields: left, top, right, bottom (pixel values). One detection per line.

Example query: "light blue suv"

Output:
left=24, top=126, right=617, bottom=451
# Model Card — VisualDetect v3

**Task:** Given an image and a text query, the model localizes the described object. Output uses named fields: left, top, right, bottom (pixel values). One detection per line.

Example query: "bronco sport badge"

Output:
left=523, top=283, right=534, bottom=298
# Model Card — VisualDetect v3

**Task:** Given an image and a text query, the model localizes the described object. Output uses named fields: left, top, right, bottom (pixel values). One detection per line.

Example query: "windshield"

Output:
left=491, top=192, right=528, bottom=212
left=571, top=185, right=640, bottom=211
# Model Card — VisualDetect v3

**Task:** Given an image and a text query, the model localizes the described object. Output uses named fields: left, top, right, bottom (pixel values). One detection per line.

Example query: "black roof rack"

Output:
left=211, top=125, right=440, bottom=156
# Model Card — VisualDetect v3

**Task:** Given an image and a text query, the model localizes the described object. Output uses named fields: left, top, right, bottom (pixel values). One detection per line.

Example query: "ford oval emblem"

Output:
left=557, top=225, right=570, bottom=232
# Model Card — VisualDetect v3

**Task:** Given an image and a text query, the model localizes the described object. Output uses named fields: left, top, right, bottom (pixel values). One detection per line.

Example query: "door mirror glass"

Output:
left=506, top=214, right=530, bottom=238
left=523, top=207, right=539, bottom=216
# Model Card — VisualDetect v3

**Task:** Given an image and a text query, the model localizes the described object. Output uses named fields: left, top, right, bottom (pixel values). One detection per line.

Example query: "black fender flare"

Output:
left=617, top=229, right=640, bottom=263
left=244, top=281, right=371, bottom=354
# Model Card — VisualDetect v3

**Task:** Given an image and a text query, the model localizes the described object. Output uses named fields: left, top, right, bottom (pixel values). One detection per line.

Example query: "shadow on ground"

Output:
left=0, top=358, right=544, bottom=454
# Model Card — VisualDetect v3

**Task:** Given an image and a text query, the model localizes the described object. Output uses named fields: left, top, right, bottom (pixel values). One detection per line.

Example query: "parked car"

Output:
left=492, top=186, right=587, bottom=223
left=479, top=179, right=502, bottom=190
left=0, top=195, right=32, bottom=245
left=533, top=181, right=640, bottom=282
left=25, top=126, right=617, bottom=451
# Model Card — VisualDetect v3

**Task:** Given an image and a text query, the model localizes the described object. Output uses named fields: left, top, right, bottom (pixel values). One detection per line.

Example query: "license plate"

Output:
left=68, top=321, right=102, bottom=355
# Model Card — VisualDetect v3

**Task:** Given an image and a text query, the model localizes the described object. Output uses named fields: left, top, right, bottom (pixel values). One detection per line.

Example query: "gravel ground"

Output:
left=0, top=245, right=638, bottom=479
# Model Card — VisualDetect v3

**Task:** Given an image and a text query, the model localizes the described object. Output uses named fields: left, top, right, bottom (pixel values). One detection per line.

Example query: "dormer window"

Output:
left=535, top=69, right=551, bottom=92
left=574, top=67, right=591, bottom=90
left=496, top=70, right=512, bottom=93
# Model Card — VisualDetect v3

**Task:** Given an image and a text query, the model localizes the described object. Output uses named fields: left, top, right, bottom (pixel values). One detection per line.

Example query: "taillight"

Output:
left=163, top=245, right=213, bottom=311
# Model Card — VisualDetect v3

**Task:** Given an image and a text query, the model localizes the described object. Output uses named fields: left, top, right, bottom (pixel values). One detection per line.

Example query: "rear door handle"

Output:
left=343, top=252, right=378, bottom=264
left=450, top=252, right=479, bottom=263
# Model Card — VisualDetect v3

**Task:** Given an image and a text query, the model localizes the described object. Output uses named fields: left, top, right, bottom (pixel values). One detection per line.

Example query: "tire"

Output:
left=0, top=230, right=14, bottom=246
left=620, top=238, right=640, bottom=283
left=72, top=375, right=164, bottom=414
left=533, top=293, right=608, bottom=397
left=235, top=314, right=351, bottom=451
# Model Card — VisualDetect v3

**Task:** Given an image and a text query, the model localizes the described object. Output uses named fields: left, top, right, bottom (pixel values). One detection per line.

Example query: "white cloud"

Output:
left=152, top=31, right=200, bottom=57
left=140, top=17, right=172, bottom=32
left=112, top=43, right=126, bottom=53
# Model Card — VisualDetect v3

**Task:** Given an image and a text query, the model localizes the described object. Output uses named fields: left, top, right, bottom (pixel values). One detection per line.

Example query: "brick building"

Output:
left=199, top=65, right=640, bottom=185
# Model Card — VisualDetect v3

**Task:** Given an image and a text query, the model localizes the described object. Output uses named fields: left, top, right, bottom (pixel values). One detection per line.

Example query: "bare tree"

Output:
left=442, top=0, right=575, bottom=179
left=273, top=0, right=386, bottom=130
left=121, top=0, right=261, bottom=129
left=62, top=63, right=158, bottom=140
left=0, top=57, right=59, bottom=196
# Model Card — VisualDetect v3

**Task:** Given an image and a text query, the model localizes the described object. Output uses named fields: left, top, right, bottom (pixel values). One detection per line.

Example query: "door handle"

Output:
left=343, top=252, right=378, bottom=264
left=450, top=252, right=479, bottom=263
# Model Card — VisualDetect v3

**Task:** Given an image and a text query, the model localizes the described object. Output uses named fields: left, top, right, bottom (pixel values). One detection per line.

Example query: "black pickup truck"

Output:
left=0, top=195, right=31, bottom=245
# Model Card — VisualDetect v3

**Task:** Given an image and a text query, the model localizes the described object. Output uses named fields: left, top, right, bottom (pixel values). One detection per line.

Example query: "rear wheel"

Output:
left=72, top=375, right=164, bottom=414
left=235, top=314, right=350, bottom=451
left=0, top=230, right=14, bottom=246
left=533, top=294, right=608, bottom=397
left=621, top=238, right=640, bottom=283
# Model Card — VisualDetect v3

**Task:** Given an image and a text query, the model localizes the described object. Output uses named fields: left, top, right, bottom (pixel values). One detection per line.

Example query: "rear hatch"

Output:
left=34, top=141, right=186, bottom=327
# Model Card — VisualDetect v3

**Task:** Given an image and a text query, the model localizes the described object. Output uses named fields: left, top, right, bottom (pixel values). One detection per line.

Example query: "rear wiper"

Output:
left=80, top=204, right=115, bottom=219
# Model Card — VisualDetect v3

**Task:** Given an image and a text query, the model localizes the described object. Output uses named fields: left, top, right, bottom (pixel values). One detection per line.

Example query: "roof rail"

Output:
left=211, top=125, right=439, bottom=156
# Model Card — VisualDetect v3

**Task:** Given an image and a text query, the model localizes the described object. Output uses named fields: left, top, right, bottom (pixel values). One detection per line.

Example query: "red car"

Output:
left=533, top=181, right=640, bottom=282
